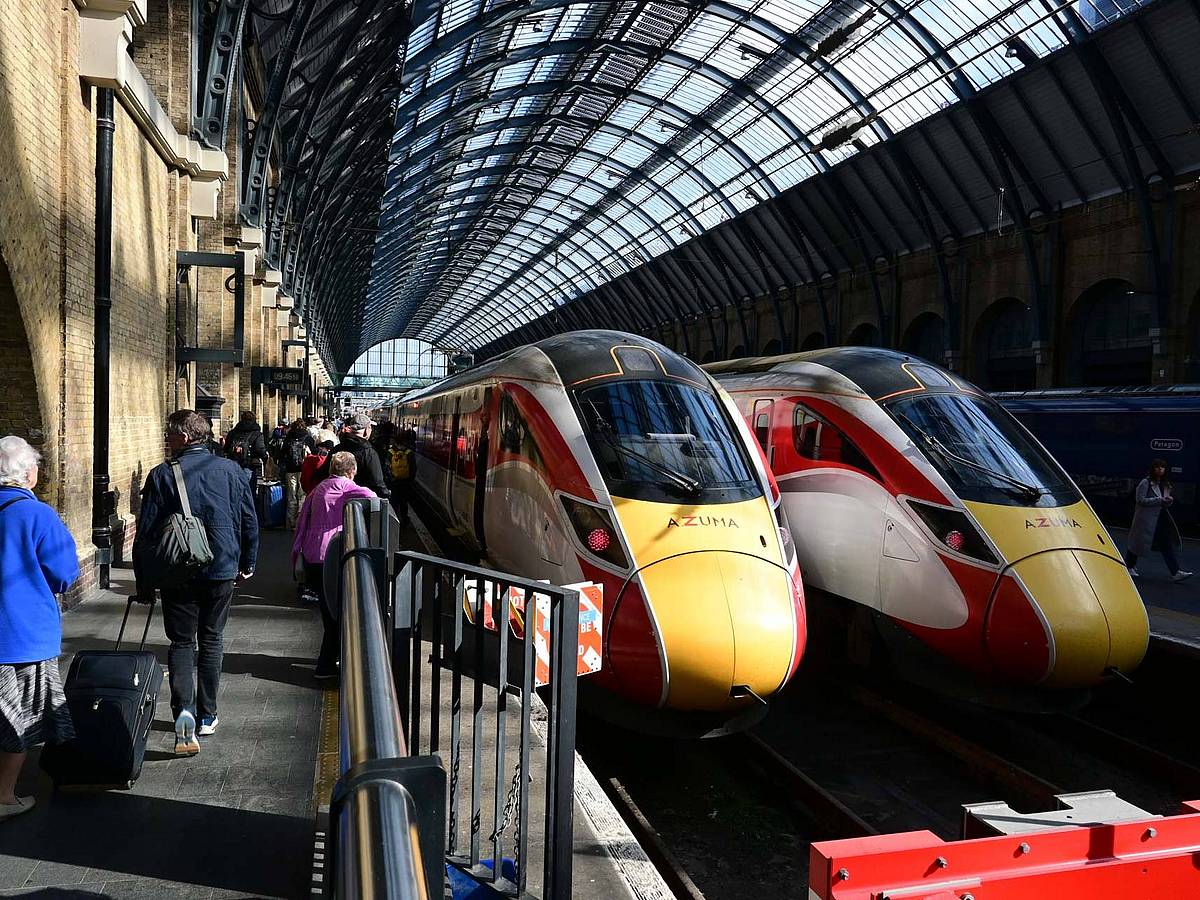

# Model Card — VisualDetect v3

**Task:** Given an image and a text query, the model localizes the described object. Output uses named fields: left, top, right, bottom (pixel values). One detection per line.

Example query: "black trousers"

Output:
left=161, top=579, right=235, bottom=720
left=305, top=563, right=338, bottom=675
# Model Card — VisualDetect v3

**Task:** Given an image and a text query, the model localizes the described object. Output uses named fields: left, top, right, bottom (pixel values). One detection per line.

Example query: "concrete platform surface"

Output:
left=1107, top=527, right=1200, bottom=648
left=0, top=530, right=323, bottom=898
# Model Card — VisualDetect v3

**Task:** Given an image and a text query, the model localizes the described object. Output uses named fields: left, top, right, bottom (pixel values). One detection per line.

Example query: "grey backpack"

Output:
left=143, top=461, right=214, bottom=588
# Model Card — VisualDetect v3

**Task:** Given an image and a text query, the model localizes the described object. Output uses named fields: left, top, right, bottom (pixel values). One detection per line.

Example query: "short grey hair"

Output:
left=0, top=436, right=41, bottom=487
left=166, top=409, right=211, bottom=444
left=329, top=451, right=358, bottom=478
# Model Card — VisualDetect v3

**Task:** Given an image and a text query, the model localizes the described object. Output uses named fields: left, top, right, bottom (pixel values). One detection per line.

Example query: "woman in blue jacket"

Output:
left=0, top=436, right=79, bottom=819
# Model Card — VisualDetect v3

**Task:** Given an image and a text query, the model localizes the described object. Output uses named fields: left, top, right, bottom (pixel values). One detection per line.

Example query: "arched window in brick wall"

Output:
left=973, top=298, right=1035, bottom=391
left=800, top=331, right=826, bottom=351
left=1064, top=280, right=1152, bottom=386
left=901, top=312, right=946, bottom=364
left=847, top=322, right=880, bottom=347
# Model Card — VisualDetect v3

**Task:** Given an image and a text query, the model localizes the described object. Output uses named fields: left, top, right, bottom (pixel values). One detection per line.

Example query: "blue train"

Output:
left=995, top=387, right=1200, bottom=532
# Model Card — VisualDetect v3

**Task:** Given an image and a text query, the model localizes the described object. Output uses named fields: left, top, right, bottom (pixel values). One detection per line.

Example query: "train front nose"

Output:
left=986, top=550, right=1149, bottom=687
left=635, top=551, right=799, bottom=710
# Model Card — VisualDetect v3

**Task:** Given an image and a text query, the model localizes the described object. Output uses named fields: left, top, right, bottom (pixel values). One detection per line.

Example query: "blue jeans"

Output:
left=161, top=579, right=235, bottom=719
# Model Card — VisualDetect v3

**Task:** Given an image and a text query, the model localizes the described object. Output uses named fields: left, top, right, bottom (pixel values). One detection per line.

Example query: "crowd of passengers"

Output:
left=0, top=408, right=415, bottom=819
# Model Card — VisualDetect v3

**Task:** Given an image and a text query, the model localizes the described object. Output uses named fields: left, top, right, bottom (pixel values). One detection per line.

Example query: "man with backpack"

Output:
left=134, top=410, right=258, bottom=756
left=281, top=419, right=315, bottom=529
left=224, top=411, right=269, bottom=495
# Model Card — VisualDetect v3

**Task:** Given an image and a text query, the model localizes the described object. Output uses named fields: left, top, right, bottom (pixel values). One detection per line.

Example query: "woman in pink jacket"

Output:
left=292, top=451, right=376, bottom=680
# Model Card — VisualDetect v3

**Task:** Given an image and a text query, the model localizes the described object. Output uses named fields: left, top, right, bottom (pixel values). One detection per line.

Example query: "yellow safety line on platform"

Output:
left=313, top=686, right=340, bottom=817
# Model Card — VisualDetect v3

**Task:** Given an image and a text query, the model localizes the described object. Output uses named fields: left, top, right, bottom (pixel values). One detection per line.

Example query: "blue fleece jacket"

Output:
left=0, top=486, right=80, bottom=664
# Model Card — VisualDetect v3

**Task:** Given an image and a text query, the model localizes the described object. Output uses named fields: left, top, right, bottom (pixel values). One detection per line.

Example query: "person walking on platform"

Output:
left=1125, top=458, right=1193, bottom=583
left=0, top=436, right=78, bottom=819
left=387, top=429, right=415, bottom=525
left=314, top=414, right=390, bottom=499
left=281, top=420, right=314, bottom=529
left=292, top=452, right=376, bottom=680
left=301, top=440, right=334, bottom=495
left=135, top=411, right=258, bottom=756
left=224, top=411, right=269, bottom=496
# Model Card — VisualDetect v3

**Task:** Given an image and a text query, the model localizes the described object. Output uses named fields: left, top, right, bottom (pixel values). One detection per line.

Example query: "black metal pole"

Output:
left=92, top=88, right=115, bottom=590
left=302, top=335, right=311, bottom=418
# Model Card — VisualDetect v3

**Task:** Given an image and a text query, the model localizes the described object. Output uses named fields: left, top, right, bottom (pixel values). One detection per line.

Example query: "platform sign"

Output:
left=463, top=580, right=603, bottom=686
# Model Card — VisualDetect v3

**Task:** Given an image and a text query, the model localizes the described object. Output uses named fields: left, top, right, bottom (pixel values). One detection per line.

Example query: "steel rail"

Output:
left=336, top=501, right=427, bottom=899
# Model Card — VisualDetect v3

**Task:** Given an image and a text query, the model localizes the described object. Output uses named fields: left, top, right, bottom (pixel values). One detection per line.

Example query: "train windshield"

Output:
left=577, top=380, right=761, bottom=503
left=888, top=393, right=1080, bottom=507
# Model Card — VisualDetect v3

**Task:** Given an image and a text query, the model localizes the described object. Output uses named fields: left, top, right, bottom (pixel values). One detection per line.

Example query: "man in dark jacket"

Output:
left=224, top=411, right=269, bottom=493
left=134, top=410, right=258, bottom=757
left=321, top=413, right=390, bottom=498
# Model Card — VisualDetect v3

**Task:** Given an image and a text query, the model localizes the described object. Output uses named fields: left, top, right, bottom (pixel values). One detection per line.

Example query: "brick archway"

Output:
left=0, top=254, right=47, bottom=491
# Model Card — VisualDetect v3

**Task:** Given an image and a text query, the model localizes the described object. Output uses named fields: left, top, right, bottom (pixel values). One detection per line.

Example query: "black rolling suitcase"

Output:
left=41, top=598, right=163, bottom=790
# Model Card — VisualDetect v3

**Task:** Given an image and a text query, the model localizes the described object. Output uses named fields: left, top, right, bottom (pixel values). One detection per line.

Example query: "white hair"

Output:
left=0, top=436, right=41, bottom=487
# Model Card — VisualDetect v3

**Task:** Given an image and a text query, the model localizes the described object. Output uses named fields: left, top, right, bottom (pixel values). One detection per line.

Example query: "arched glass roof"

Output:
left=360, top=0, right=1148, bottom=354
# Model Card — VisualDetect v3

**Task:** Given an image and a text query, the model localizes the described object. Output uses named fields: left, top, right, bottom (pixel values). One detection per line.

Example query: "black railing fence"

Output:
left=392, top=552, right=580, bottom=898
left=328, top=498, right=580, bottom=899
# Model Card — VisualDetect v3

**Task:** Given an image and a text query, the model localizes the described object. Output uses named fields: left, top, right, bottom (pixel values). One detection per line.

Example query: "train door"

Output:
left=752, top=398, right=775, bottom=466
left=783, top=401, right=886, bottom=610
left=445, top=396, right=461, bottom=516
left=473, top=387, right=493, bottom=551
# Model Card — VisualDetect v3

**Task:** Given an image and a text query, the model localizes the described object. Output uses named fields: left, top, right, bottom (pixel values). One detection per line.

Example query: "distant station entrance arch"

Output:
left=338, top=338, right=451, bottom=392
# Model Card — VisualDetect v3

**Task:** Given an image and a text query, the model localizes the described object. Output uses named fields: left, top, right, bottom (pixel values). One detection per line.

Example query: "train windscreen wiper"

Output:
left=893, top=411, right=1043, bottom=501
left=587, top=403, right=702, bottom=496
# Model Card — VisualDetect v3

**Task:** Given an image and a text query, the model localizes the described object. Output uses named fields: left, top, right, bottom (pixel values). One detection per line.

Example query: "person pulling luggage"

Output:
left=134, top=410, right=258, bottom=756
left=0, top=436, right=79, bottom=819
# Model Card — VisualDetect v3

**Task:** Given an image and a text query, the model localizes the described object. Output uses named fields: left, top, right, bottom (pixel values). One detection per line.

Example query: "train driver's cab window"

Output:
left=792, top=406, right=881, bottom=481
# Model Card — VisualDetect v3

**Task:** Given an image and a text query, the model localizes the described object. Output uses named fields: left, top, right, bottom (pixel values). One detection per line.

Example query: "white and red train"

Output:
left=396, top=331, right=806, bottom=733
left=709, top=348, right=1148, bottom=691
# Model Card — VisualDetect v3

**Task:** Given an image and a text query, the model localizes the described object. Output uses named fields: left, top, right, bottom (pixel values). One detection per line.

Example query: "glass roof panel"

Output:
left=361, top=0, right=1099, bottom=352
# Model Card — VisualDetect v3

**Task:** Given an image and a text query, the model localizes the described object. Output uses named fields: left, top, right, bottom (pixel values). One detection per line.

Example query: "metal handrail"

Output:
left=337, top=500, right=427, bottom=899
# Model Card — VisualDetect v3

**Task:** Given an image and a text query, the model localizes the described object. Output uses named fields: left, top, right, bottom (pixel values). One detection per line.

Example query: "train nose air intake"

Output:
left=987, top=550, right=1149, bottom=688
left=635, top=552, right=796, bottom=711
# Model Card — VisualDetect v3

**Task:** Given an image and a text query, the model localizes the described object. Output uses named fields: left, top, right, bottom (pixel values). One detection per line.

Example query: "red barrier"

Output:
left=810, top=799, right=1200, bottom=899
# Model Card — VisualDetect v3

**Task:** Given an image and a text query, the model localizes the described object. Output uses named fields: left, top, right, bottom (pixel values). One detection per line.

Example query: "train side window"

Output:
left=752, top=398, right=773, bottom=449
left=793, top=405, right=881, bottom=481
left=499, top=393, right=544, bottom=468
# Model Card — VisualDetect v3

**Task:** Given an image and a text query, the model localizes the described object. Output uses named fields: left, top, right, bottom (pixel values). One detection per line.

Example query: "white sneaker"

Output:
left=174, top=711, right=200, bottom=756
left=197, top=715, right=219, bottom=736
left=1171, top=570, right=1194, bottom=583
left=0, top=797, right=35, bottom=821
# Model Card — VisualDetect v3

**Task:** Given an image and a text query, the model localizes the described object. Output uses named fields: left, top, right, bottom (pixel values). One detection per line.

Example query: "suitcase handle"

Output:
left=116, top=595, right=156, bottom=652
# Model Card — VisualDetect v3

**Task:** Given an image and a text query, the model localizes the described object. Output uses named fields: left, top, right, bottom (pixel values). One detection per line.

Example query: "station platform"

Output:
left=1107, top=527, right=1200, bottom=650
left=0, top=521, right=655, bottom=899
left=0, top=530, right=321, bottom=897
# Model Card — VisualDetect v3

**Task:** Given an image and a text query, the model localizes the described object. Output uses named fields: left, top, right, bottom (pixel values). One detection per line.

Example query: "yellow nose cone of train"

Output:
left=966, top=500, right=1149, bottom=687
left=611, top=496, right=797, bottom=711
left=637, top=551, right=797, bottom=710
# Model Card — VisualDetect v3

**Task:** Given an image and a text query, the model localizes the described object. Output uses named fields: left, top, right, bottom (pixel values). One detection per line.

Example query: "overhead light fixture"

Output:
left=744, top=189, right=761, bottom=202
left=657, top=118, right=681, bottom=133
left=737, top=42, right=771, bottom=61
left=1004, top=37, right=1038, bottom=66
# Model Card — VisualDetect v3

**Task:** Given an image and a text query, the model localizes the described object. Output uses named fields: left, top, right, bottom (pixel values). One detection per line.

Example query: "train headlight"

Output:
left=562, top=497, right=630, bottom=569
left=907, top=500, right=998, bottom=565
left=587, top=528, right=612, bottom=553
